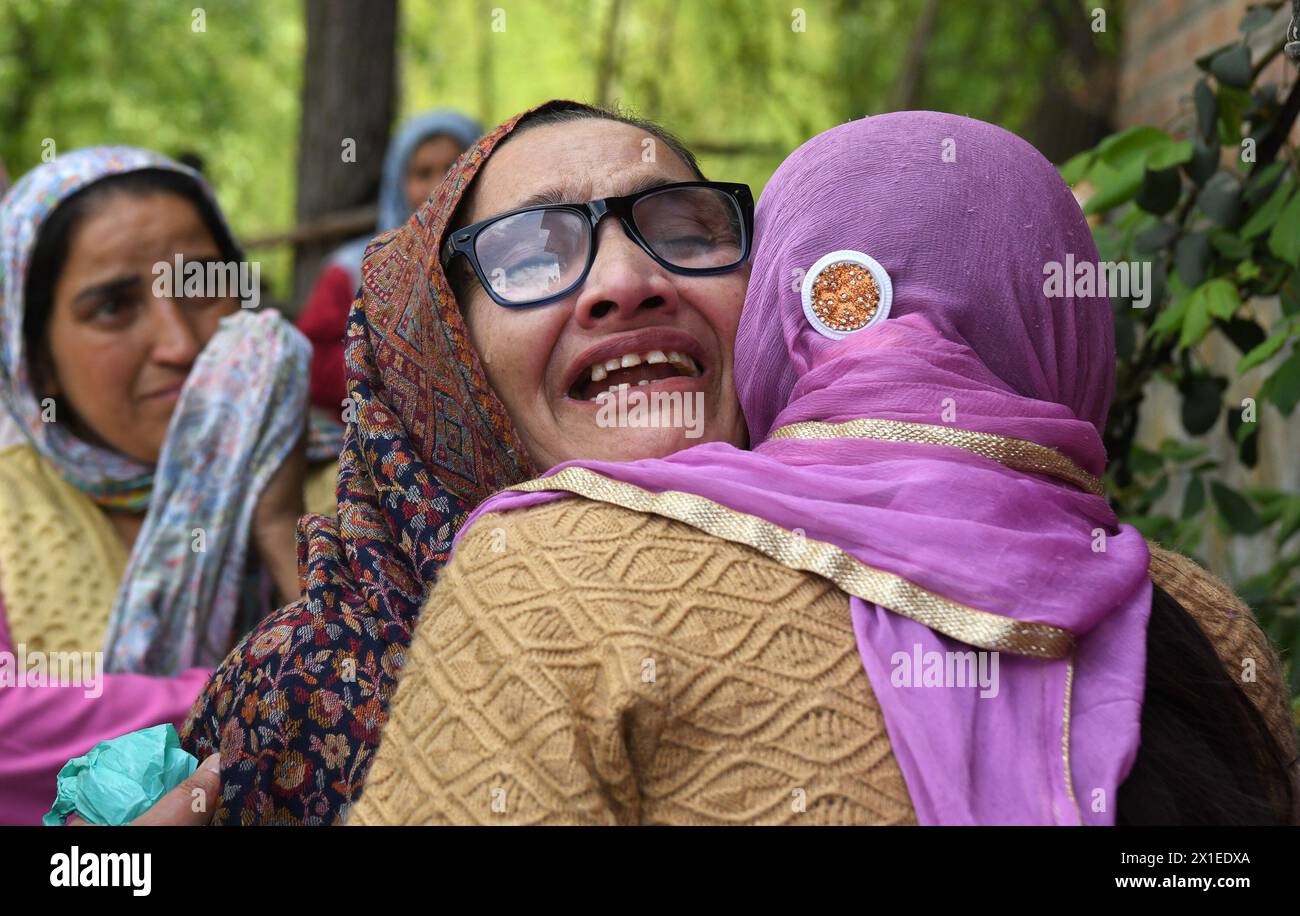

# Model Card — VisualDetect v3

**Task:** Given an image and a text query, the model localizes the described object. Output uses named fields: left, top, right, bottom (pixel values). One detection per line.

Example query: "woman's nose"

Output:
left=148, top=296, right=204, bottom=366
left=572, top=220, right=678, bottom=329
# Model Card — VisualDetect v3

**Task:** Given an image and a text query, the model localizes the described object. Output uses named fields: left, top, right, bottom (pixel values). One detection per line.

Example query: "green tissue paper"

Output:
left=43, top=724, right=197, bottom=826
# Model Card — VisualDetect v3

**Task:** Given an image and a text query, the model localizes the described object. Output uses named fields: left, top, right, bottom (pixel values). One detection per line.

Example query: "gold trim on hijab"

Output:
left=508, top=466, right=1075, bottom=658
left=769, top=418, right=1104, bottom=497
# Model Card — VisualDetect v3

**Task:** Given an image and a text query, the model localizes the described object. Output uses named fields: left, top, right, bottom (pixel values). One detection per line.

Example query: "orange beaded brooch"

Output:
left=800, top=250, right=892, bottom=340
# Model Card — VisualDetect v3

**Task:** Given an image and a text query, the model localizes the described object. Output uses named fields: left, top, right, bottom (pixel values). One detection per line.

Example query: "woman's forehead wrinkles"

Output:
left=506, top=168, right=681, bottom=212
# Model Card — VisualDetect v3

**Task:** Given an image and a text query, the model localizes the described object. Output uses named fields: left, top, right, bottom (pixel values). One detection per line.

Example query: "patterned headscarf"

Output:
left=0, top=148, right=321, bottom=673
left=183, top=103, right=567, bottom=822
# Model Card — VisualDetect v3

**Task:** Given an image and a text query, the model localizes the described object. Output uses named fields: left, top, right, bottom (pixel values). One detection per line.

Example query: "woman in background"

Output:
left=0, top=148, right=338, bottom=824
left=182, top=100, right=752, bottom=824
left=297, top=110, right=481, bottom=414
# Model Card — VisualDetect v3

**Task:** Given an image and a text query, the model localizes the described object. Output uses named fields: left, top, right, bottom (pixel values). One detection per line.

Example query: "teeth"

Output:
left=638, top=379, right=650, bottom=386
left=586, top=348, right=700, bottom=393
left=665, top=351, right=701, bottom=377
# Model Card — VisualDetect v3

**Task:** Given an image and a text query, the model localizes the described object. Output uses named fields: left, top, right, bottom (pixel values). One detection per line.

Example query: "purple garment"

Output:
left=462, top=112, right=1152, bottom=825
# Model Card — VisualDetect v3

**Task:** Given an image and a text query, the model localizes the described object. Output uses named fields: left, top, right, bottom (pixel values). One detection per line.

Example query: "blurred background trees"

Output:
left=0, top=0, right=1122, bottom=302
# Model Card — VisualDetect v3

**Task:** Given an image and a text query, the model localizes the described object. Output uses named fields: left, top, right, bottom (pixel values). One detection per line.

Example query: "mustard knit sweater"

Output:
left=349, top=497, right=1297, bottom=825
left=0, top=443, right=341, bottom=654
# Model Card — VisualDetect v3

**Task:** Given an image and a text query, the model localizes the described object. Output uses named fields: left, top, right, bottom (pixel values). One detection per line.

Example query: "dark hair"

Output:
left=23, top=168, right=240, bottom=390
left=1119, top=583, right=1296, bottom=824
left=445, top=101, right=705, bottom=304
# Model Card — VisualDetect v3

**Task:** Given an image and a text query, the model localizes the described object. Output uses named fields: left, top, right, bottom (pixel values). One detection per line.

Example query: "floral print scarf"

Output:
left=180, top=103, right=573, bottom=823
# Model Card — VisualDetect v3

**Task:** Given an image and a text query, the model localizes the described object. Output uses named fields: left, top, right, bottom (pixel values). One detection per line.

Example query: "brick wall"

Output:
left=1117, top=0, right=1298, bottom=578
left=1118, top=0, right=1288, bottom=132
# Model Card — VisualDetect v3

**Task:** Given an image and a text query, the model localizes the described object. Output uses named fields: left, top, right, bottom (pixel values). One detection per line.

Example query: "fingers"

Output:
left=130, top=753, right=221, bottom=826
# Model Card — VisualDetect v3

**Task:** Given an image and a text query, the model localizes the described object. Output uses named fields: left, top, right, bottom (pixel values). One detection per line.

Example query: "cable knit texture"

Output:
left=349, top=498, right=1297, bottom=826
left=349, top=497, right=914, bottom=825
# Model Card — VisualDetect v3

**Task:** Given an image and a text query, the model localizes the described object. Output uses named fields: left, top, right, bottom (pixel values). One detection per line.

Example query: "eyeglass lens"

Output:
left=472, top=186, right=744, bottom=304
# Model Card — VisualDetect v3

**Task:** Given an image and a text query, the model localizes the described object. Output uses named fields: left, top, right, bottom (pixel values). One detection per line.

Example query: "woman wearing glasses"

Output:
left=180, top=101, right=753, bottom=824
left=179, top=103, right=1292, bottom=826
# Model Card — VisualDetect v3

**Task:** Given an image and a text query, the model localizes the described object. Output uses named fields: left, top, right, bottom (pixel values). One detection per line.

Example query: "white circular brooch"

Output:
left=800, top=250, right=892, bottom=340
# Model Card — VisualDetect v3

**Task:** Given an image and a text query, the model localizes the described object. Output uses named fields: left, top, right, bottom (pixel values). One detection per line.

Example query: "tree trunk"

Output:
left=292, top=0, right=398, bottom=310
left=1021, top=0, right=1117, bottom=163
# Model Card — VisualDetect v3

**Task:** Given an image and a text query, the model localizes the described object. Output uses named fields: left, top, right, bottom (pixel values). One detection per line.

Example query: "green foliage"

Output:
left=1066, top=2, right=1300, bottom=694
left=0, top=0, right=302, bottom=301
left=2, top=0, right=1115, bottom=299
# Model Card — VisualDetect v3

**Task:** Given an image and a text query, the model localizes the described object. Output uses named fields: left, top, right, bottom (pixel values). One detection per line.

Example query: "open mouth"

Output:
left=567, top=348, right=703, bottom=401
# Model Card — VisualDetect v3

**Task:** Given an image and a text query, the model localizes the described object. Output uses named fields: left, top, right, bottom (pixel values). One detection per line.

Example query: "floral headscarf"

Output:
left=181, top=103, right=575, bottom=822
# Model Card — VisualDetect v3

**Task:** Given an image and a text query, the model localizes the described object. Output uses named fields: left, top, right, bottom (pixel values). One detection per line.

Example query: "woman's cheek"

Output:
left=62, top=339, right=143, bottom=439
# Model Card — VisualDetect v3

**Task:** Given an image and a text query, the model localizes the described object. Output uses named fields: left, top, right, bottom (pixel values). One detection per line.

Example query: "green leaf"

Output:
left=1059, top=150, right=1094, bottom=186
left=1182, top=475, right=1206, bottom=519
left=1216, top=86, right=1251, bottom=147
left=1135, top=221, right=1178, bottom=253
left=1198, top=174, right=1241, bottom=225
left=1259, top=349, right=1300, bottom=414
left=1083, top=158, right=1145, bottom=214
left=1094, top=126, right=1176, bottom=168
left=1123, top=514, right=1177, bottom=541
left=1196, top=41, right=1239, bottom=72
left=1210, top=230, right=1251, bottom=259
left=1239, top=5, right=1277, bottom=32
left=1282, top=272, right=1300, bottom=316
left=1203, top=278, right=1241, bottom=319
left=1210, top=45, right=1252, bottom=89
left=1175, top=232, right=1212, bottom=286
left=1179, top=374, right=1227, bottom=433
left=1227, top=407, right=1260, bottom=467
left=1194, top=78, right=1219, bottom=140
left=1129, top=445, right=1163, bottom=477
left=1268, top=189, right=1300, bottom=263
left=1136, top=166, right=1182, bottom=215
left=1210, top=481, right=1265, bottom=533
left=1159, top=439, right=1207, bottom=462
left=1240, top=178, right=1293, bottom=239
left=1278, top=500, right=1300, bottom=546
left=1179, top=288, right=1213, bottom=349
left=1244, top=161, right=1286, bottom=201
left=1187, top=138, right=1221, bottom=185
left=1237, top=329, right=1293, bottom=372
left=1151, top=286, right=1190, bottom=340
left=1146, top=139, right=1194, bottom=171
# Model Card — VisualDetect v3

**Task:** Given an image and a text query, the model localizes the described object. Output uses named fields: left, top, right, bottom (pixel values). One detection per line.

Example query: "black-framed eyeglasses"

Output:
left=441, top=180, right=754, bottom=308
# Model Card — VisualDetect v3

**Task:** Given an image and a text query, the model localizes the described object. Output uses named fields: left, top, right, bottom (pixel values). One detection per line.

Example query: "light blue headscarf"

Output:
left=376, top=109, right=482, bottom=231
left=328, top=110, right=482, bottom=280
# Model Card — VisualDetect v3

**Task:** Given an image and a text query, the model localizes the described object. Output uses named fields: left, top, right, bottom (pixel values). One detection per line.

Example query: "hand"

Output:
left=253, top=425, right=307, bottom=537
left=253, top=425, right=308, bottom=605
left=68, top=753, right=222, bottom=826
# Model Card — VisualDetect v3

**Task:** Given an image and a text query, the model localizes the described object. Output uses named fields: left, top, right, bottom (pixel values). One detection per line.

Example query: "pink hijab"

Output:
left=460, top=111, right=1152, bottom=825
